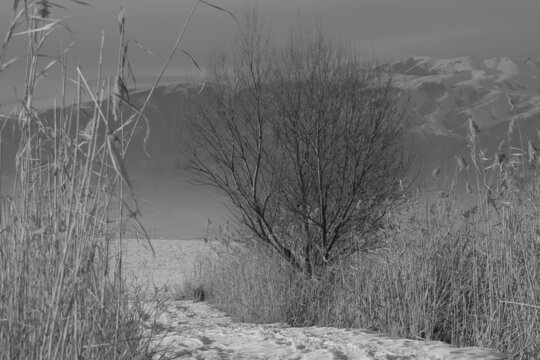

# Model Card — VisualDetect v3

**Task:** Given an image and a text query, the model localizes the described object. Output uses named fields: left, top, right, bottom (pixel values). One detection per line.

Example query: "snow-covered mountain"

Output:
left=2, top=56, right=540, bottom=236
left=133, top=56, right=540, bottom=181
left=392, top=56, right=540, bottom=138
left=385, top=56, right=540, bottom=183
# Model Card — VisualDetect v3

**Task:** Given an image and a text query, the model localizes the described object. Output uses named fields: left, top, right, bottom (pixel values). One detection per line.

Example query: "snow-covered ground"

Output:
left=143, top=300, right=506, bottom=360
left=113, top=238, right=202, bottom=291
left=118, top=239, right=507, bottom=360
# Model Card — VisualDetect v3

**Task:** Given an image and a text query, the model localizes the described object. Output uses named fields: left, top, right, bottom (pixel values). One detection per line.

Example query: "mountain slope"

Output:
left=393, top=56, right=540, bottom=137
left=392, top=56, right=540, bottom=183
left=2, top=56, right=540, bottom=236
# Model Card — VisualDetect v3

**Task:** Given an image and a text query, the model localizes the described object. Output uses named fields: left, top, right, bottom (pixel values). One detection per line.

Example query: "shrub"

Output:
left=187, top=12, right=410, bottom=277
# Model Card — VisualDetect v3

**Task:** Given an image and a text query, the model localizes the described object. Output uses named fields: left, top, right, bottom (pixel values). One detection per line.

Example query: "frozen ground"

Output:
left=143, top=300, right=507, bottom=360
left=113, top=238, right=203, bottom=291
left=118, top=239, right=507, bottom=360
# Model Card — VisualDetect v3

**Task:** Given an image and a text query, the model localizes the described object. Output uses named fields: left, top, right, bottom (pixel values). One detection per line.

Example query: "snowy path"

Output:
left=143, top=300, right=506, bottom=360
left=118, top=239, right=506, bottom=359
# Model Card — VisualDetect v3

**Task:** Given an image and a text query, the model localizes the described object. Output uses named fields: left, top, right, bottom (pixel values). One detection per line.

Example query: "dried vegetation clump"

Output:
left=185, top=62, right=540, bottom=360
left=0, top=1, right=210, bottom=358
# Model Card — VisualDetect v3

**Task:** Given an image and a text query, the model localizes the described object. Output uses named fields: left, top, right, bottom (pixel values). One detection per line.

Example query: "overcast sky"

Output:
left=1, top=0, right=540, bottom=105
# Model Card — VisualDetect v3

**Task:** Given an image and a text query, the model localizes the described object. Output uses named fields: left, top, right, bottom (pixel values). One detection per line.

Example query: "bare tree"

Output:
left=187, top=19, right=409, bottom=277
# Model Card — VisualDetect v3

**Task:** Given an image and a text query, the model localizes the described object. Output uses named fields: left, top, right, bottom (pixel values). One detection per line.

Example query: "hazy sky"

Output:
left=1, top=0, right=540, bottom=104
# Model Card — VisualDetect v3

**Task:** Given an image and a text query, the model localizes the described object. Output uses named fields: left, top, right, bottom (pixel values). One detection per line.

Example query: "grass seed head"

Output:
left=497, top=139, right=506, bottom=154
left=118, top=5, right=126, bottom=33
left=494, top=152, right=506, bottom=167
left=455, top=155, right=468, bottom=172
left=507, top=117, right=517, bottom=138
left=466, top=181, right=473, bottom=194
left=112, top=75, right=127, bottom=123
left=528, top=139, right=538, bottom=163
left=468, top=118, right=479, bottom=143
left=37, top=0, right=51, bottom=18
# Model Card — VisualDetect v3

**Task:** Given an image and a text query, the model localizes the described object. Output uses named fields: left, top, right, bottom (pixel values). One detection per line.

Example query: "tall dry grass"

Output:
left=1, top=1, right=236, bottom=357
left=0, top=2, right=167, bottom=359
left=184, top=121, right=539, bottom=358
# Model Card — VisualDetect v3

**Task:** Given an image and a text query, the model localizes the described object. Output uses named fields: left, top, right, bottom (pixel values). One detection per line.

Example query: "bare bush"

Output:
left=187, top=17, right=409, bottom=277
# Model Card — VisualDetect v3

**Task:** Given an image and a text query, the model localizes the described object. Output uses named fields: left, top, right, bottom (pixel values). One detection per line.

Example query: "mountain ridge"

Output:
left=1, top=55, right=540, bottom=236
left=392, top=56, right=540, bottom=136
left=390, top=56, right=540, bottom=184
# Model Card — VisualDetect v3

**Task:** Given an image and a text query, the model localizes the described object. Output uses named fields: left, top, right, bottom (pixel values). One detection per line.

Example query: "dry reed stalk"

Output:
left=0, top=1, right=227, bottom=354
left=0, top=2, right=166, bottom=359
